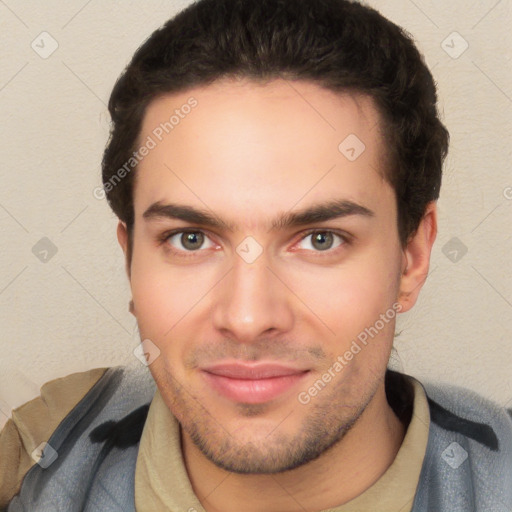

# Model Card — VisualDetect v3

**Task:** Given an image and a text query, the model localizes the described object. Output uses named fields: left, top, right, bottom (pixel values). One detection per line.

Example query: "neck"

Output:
left=182, top=381, right=406, bottom=512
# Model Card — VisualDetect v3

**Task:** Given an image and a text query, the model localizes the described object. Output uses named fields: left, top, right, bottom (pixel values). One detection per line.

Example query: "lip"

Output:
left=201, top=362, right=310, bottom=404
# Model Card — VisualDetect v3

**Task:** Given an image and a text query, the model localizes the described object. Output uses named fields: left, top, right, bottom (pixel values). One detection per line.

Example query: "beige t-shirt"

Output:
left=135, top=375, right=430, bottom=512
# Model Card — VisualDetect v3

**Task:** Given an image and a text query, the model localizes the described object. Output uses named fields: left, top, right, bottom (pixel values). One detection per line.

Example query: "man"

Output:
left=1, top=0, right=511, bottom=510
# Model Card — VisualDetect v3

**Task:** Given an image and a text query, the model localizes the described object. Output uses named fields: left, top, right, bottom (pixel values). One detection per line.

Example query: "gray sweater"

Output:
left=6, top=365, right=512, bottom=511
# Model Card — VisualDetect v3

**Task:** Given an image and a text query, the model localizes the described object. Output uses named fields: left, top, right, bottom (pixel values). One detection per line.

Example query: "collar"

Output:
left=135, top=372, right=430, bottom=512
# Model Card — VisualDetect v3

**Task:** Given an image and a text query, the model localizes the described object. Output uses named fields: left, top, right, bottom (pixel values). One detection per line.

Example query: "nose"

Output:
left=211, top=252, right=294, bottom=344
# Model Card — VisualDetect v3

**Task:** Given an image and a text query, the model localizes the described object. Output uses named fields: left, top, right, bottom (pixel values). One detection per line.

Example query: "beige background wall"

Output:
left=1, top=0, right=511, bottom=427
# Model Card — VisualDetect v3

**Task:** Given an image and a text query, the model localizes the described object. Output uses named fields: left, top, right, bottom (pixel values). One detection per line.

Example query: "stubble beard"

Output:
left=168, top=371, right=377, bottom=474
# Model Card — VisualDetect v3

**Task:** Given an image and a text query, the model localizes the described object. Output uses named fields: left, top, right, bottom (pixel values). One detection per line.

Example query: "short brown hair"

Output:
left=102, top=0, right=449, bottom=261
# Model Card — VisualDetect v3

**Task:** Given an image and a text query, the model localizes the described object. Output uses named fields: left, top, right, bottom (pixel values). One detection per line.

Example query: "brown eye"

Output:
left=311, top=232, right=334, bottom=251
left=166, top=230, right=214, bottom=252
left=181, top=231, right=204, bottom=250
left=296, top=231, right=347, bottom=252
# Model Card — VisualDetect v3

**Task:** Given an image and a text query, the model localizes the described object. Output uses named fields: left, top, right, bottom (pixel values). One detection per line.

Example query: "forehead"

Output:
left=133, top=78, right=392, bottom=226
left=140, top=78, right=383, bottom=152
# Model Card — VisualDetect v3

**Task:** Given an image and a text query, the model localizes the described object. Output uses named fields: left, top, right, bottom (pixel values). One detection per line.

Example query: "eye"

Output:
left=296, top=230, right=347, bottom=252
left=165, top=230, right=216, bottom=252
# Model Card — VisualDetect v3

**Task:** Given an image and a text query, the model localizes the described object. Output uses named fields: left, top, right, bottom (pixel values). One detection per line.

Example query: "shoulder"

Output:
left=0, top=368, right=110, bottom=508
left=2, top=364, right=155, bottom=511
left=0, top=366, right=146, bottom=509
left=420, top=378, right=512, bottom=452
left=412, top=377, right=512, bottom=511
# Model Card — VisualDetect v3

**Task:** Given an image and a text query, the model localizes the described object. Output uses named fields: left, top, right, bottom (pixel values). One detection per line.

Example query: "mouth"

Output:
left=200, top=362, right=310, bottom=404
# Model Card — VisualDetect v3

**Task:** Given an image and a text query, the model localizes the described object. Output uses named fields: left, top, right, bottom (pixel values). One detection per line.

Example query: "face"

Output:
left=124, top=78, right=406, bottom=474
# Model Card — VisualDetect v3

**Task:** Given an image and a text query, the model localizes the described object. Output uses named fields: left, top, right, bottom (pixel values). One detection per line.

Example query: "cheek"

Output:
left=129, top=244, right=219, bottom=343
left=291, top=256, right=399, bottom=320
left=130, top=264, right=201, bottom=384
left=283, top=250, right=401, bottom=359
left=129, top=243, right=178, bottom=337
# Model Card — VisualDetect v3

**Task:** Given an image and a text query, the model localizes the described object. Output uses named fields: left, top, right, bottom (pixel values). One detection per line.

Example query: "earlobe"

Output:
left=117, top=221, right=135, bottom=314
left=398, top=202, right=437, bottom=312
left=117, top=221, right=128, bottom=254
left=116, top=221, right=131, bottom=279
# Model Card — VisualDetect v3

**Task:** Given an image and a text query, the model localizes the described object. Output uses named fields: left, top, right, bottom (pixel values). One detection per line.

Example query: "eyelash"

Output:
left=157, top=228, right=352, bottom=258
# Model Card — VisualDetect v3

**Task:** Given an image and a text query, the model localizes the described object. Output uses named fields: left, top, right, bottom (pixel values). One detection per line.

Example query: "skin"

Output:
left=117, top=77, right=437, bottom=511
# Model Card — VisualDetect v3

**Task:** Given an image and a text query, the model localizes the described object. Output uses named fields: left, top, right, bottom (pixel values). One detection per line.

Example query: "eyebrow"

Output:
left=142, top=199, right=374, bottom=231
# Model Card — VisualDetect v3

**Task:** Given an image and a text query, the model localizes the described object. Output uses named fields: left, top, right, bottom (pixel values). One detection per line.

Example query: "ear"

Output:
left=116, top=221, right=131, bottom=280
left=398, top=201, right=437, bottom=312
